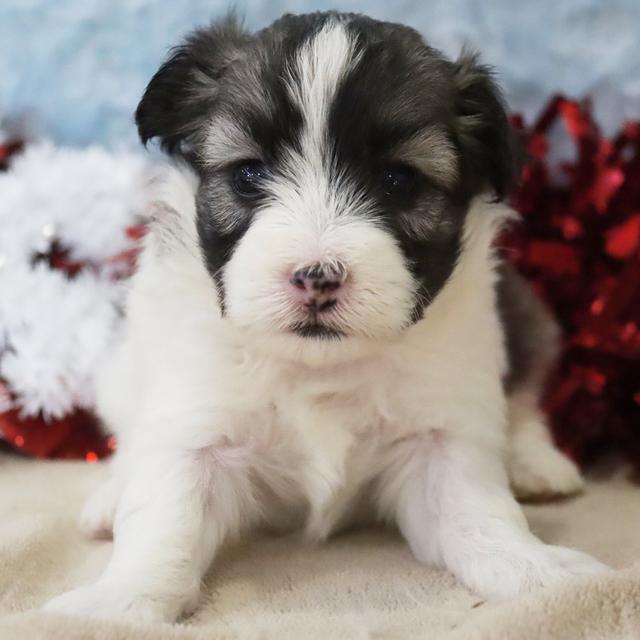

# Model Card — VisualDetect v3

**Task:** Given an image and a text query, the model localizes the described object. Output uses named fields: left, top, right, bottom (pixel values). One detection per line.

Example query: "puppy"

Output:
left=45, top=12, right=605, bottom=623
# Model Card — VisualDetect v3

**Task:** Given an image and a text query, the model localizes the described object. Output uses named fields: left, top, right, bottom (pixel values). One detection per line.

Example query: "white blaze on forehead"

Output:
left=287, top=20, right=359, bottom=163
left=272, top=19, right=371, bottom=239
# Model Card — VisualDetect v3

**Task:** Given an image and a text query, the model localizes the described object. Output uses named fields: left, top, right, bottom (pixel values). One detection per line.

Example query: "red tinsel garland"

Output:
left=507, top=96, right=640, bottom=467
left=0, top=95, right=639, bottom=467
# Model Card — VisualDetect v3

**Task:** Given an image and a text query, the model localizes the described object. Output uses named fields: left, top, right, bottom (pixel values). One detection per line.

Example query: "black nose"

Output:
left=289, top=263, right=346, bottom=312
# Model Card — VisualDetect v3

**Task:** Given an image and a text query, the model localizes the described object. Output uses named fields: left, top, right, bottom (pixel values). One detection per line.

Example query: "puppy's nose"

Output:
left=289, top=263, right=345, bottom=312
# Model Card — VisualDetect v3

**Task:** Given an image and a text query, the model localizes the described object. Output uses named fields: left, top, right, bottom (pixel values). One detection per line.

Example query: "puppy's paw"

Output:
left=78, top=481, right=118, bottom=539
left=468, top=542, right=609, bottom=600
left=43, top=582, right=182, bottom=623
left=509, top=445, right=584, bottom=501
left=542, top=544, right=610, bottom=578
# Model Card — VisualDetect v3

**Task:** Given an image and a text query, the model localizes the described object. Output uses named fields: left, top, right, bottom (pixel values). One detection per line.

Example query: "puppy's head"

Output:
left=137, top=12, right=519, bottom=355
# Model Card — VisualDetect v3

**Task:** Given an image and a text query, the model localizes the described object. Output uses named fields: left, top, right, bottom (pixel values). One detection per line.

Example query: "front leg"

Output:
left=45, top=445, right=254, bottom=622
left=386, top=432, right=607, bottom=600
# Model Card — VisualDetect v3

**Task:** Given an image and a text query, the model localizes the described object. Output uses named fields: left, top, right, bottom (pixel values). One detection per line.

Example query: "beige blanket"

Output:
left=1, top=454, right=640, bottom=640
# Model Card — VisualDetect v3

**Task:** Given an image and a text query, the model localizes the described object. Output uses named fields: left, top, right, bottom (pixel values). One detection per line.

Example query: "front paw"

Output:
left=43, top=581, right=183, bottom=623
left=509, top=446, right=584, bottom=501
left=466, top=543, right=609, bottom=600
left=78, top=480, right=118, bottom=539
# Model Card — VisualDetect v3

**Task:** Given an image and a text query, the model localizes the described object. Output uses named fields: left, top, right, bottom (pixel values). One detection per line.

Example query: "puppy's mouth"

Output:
left=290, top=321, right=344, bottom=340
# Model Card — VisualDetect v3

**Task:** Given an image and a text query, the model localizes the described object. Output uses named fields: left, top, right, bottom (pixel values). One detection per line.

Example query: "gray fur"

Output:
left=497, top=263, right=561, bottom=394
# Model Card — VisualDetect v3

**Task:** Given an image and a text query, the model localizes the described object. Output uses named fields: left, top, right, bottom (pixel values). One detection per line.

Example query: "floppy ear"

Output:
left=135, top=17, right=249, bottom=157
left=451, top=52, right=522, bottom=200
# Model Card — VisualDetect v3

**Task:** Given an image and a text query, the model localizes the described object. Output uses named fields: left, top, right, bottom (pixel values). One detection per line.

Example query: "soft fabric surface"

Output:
left=1, top=454, right=640, bottom=640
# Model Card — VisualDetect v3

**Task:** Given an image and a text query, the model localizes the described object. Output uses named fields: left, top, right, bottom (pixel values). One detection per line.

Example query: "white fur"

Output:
left=45, top=22, right=606, bottom=623
left=225, top=22, right=415, bottom=360
left=508, top=389, right=584, bottom=500
left=45, top=168, right=605, bottom=622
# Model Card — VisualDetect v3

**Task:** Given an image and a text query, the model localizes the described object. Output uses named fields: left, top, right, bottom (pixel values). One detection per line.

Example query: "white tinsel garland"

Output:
left=0, top=142, right=152, bottom=419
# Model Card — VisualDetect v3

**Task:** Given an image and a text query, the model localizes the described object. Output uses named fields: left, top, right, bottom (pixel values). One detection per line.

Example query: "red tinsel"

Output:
left=1, top=95, right=639, bottom=468
left=507, top=96, right=640, bottom=467
left=0, top=406, right=114, bottom=461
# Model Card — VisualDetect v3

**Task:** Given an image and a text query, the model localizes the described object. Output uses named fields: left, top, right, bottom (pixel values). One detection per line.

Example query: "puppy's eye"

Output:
left=232, top=161, right=267, bottom=198
left=381, top=164, right=417, bottom=196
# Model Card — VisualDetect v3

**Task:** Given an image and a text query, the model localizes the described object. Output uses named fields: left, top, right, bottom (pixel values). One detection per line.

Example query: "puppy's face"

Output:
left=137, top=13, right=518, bottom=349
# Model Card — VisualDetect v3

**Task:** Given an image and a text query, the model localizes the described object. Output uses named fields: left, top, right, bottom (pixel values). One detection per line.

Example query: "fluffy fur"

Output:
left=46, top=12, right=603, bottom=623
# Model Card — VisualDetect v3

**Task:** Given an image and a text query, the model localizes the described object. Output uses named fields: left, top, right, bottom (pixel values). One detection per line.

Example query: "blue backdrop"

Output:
left=2, top=0, right=639, bottom=147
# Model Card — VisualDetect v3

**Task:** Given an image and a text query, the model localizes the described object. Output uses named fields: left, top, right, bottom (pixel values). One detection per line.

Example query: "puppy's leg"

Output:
left=45, top=446, right=254, bottom=623
left=77, top=449, right=136, bottom=539
left=507, top=390, right=583, bottom=500
left=388, top=433, right=607, bottom=600
left=78, top=475, right=119, bottom=539
left=498, top=265, right=581, bottom=499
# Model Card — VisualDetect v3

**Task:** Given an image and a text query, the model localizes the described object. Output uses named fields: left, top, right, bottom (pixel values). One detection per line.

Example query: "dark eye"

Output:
left=232, top=160, right=268, bottom=198
left=381, top=164, right=417, bottom=196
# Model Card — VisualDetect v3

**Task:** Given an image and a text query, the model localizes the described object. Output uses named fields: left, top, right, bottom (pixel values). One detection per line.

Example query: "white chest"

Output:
left=230, top=363, right=412, bottom=539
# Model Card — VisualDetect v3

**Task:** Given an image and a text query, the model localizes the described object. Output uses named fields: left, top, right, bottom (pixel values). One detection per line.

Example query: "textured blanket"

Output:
left=1, top=454, right=639, bottom=640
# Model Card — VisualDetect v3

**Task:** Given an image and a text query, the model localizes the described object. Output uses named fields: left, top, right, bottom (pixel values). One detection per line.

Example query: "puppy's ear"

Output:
left=451, top=52, right=522, bottom=200
left=135, top=16, right=250, bottom=157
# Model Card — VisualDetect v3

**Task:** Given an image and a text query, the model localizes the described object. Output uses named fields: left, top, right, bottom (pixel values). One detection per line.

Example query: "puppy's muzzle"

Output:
left=289, top=262, right=347, bottom=313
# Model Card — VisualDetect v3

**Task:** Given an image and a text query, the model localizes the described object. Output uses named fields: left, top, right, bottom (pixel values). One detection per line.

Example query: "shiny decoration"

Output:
left=507, top=96, right=640, bottom=467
